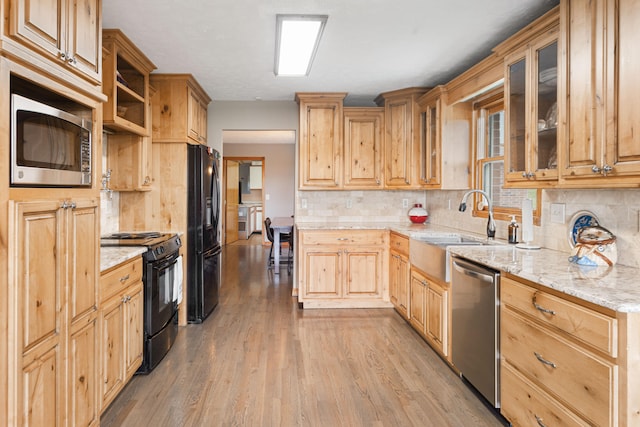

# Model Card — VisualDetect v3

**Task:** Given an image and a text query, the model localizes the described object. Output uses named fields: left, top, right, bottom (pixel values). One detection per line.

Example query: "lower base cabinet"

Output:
left=409, top=267, right=449, bottom=358
left=389, top=232, right=410, bottom=318
left=298, top=229, right=390, bottom=308
left=99, top=257, right=144, bottom=412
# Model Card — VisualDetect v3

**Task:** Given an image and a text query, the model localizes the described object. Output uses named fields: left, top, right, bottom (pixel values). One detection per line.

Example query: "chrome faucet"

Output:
left=458, top=190, right=496, bottom=239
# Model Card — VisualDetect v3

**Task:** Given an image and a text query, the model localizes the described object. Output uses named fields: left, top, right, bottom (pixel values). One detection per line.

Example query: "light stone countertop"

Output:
left=295, top=220, right=640, bottom=313
left=100, top=246, right=146, bottom=272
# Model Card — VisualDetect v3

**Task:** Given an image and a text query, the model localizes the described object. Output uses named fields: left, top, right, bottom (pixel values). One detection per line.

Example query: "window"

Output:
left=473, top=91, right=541, bottom=223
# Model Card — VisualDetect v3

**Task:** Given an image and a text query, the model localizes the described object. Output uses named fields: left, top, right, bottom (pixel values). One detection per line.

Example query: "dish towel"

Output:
left=173, top=255, right=183, bottom=304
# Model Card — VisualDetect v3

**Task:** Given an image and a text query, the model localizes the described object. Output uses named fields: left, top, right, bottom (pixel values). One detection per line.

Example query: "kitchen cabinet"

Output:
left=99, top=257, right=143, bottom=412
left=389, top=232, right=410, bottom=319
left=8, top=198, right=99, bottom=426
left=559, top=0, right=640, bottom=186
left=410, top=267, right=449, bottom=358
left=500, top=275, right=618, bottom=426
left=6, top=0, right=102, bottom=84
left=249, top=165, right=263, bottom=189
left=343, top=107, right=384, bottom=189
left=298, top=230, right=390, bottom=308
left=102, top=29, right=156, bottom=136
left=296, top=93, right=346, bottom=189
left=500, top=13, right=559, bottom=187
left=150, top=74, right=212, bottom=145
left=375, top=87, right=428, bottom=189
left=107, top=133, right=153, bottom=191
left=416, top=86, right=471, bottom=190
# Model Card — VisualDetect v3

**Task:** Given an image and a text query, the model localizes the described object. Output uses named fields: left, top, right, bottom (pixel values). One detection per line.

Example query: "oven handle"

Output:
left=153, top=251, right=180, bottom=270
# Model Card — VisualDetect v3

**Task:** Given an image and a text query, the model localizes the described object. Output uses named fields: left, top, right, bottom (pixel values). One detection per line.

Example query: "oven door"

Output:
left=147, top=251, right=179, bottom=337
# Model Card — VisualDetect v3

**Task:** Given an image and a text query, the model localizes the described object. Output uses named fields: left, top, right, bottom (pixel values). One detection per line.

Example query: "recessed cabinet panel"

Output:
left=508, top=58, right=527, bottom=175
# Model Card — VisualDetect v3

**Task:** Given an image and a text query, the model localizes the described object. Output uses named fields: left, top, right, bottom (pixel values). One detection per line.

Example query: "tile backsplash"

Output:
left=296, top=188, right=640, bottom=268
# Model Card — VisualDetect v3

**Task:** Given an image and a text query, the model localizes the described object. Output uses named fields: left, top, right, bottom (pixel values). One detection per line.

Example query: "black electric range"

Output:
left=101, top=232, right=181, bottom=261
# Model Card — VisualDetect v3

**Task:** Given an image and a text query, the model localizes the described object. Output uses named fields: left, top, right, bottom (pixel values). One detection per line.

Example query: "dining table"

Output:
left=271, top=216, right=294, bottom=274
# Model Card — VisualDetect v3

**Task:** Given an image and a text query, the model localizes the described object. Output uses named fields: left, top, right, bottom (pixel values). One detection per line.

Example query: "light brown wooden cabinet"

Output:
left=343, top=107, right=385, bottom=189
left=6, top=0, right=102, bottom=84
left=500, top=275, right=618, bottom=426
left=102, top=29, right=156, bottom=136
left=559, top=0, right=640, bottom=186
left=416, top=86, right=471, bottom=190
left=375, top=87, right=428, bottom=189
left=499, top=12, right=559, bottom=187
left=296, top=93, right=346, bottom=189
left=389, top=232, right=410, bottom=319
left=298, top=230, right=390, bottom=308
left=150, top=74, right=212, bottom=145
left=409, top=267, right=449, bottom=358
left=8, top=198, right=99, bottom=426
left=99, top=257, right=144, bottom=412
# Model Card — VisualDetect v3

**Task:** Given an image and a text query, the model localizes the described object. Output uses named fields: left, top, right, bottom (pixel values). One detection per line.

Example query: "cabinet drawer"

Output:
left=389, top=232, right=409, bottom=256
left=502, top=362, right=588, bottom=427
left=502, top=277, right=617, bottom=356
left=300, top=230, right=386, bottom=246
left=100, top=258, right=143, bottom=302
left=502, top=308, right=616, bottom=427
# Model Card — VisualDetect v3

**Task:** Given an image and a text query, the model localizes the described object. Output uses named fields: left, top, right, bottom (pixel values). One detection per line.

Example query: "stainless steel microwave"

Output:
left=11, top=94, right=92, bottom=187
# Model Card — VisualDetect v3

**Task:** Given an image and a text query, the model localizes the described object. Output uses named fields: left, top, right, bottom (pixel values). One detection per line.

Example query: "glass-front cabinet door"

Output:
left=504, top=31, right=559, bottom=186
left=417, top=87, right=443, bottom=188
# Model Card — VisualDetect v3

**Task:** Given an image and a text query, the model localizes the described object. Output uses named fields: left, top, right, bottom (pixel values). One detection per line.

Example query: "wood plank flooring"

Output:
left=100, top=238, right=505, bottom=427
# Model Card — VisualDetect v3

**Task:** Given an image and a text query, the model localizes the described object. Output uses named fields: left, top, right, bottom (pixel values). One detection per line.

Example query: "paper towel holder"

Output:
left=516, top=198, right=540, bottom=250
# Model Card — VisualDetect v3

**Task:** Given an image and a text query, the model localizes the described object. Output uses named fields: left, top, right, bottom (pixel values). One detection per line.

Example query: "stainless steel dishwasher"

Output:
left=451, top=255, right=501, bottom=408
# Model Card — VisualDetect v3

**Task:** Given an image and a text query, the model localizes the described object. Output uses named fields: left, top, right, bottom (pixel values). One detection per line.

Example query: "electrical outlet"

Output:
left=346, top=199, right=352, bottom=209
left=402, top=199, right=409, bottom=209
left=301, top=199, right=307, bottom=209
left=550, top=203, right=565, bottom=224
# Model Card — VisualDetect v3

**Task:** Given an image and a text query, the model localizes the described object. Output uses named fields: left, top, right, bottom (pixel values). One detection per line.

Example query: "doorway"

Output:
left=222, top=157, right=265, bottom=245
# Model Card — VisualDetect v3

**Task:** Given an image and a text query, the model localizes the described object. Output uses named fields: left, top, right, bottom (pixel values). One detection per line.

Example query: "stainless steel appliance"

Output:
left=187, top=145, right=221, bottom=323
left=101, top=232, right=182, bottom=373
left=11, top=93, right=92, bottom=187
left=451, top=255, right=501, bottom=408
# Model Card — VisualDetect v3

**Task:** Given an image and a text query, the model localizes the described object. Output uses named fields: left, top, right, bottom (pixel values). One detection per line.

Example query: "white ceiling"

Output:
left=102, top=0, right=559, bottom=106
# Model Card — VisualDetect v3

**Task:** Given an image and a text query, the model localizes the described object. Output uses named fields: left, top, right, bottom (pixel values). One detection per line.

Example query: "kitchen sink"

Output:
left=409, top=234, right=499, bottom=282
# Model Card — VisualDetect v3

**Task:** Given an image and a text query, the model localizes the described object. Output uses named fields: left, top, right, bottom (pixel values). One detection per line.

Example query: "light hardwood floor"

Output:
left=100, top=237, right=505, bottom=427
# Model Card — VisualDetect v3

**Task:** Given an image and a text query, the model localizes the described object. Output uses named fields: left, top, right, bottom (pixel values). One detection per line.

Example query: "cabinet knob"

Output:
left=67, top=56, right=77, bottom=65
left=602, top=164, right=613, bottom=175
left=591, top=165, right=601, bottom=174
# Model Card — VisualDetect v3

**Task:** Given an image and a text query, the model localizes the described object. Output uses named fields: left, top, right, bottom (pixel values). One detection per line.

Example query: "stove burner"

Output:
left=107, top=232, right=162, bottom=239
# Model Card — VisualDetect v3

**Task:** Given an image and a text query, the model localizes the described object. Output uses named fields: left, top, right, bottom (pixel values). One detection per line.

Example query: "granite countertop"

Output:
left=295, top=220, right=640, bottom=313
left=100, top=246, right=146, bottom=272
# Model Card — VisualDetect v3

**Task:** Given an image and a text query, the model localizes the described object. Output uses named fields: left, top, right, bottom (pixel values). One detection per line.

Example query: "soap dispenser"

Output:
left=508, top=215, right=519, bottom=244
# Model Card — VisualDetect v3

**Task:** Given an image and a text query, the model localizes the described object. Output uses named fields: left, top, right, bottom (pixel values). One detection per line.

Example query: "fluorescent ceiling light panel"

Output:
left=275, top=14, right=327, bottom=76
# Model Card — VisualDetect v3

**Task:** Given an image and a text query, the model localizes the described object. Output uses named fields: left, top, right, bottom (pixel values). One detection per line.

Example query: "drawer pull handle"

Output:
left=534, top=352, right=557, bottom=368
left=120, top=274, right=130, bottom=283
left=336, top=238, right=349, bottom=241
left=534, top=415, right=547, bottom=427
left=532, top=296, right=555, bottom=315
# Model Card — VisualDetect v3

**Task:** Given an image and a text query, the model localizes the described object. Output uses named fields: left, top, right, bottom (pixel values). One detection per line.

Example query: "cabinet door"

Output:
left=344, top=248, right=382, bottom=297
left=426, top=280, right=448, bottom=356
left=302, top=248, right=341, bottom=298
left=188, top=90, right=206, bottom=143
left=385, top=99, right=413, bottom=187
left=67, top=0, right=101, bottom=80
left=409, top=270, right=427, bottom=333
left=299, top=99, right=343, bottom=188
left=389, top=254, right=400, bottom=307
left=69, top=317, right=98, bottom=427
left=419, top=99, right=441, bottom=187
left=125, top=285, right=144, bottom=379
left=10, top=0, right=65, bottom=60
left=100, top=296, right=125, bottom=408
left=343, top=108, right=384, bottom=188
left=68, top=200, right=98, bottom=323
left=394, top=254, right=410, bottom=318
left=21, top=346, right=63, bottom=427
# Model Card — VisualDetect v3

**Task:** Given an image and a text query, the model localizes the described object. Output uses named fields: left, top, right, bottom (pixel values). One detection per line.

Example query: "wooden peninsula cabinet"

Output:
left=298, top=229, right=390, bottom=308
left=500, top=274, right=640, bottom=427
left=8, top=198, right=99, bottom=427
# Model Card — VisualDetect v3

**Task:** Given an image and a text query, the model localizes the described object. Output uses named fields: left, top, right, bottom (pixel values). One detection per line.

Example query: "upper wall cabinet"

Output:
left=375, top=87, right=428, bottom=189
left=6, top=0, right=102, bottom=85
left=559, top=0, right=640, bottom=186
left=343, top=107, right=384, bottom=189
left=417, top=86, right=471, bottom=190
left=150, top=74, right=212, bottom=145
left=296, top=93, right=346, bottom=189
left=102, top=29, right=156, bottom=136
left=497, top=9, right=560, bottom=187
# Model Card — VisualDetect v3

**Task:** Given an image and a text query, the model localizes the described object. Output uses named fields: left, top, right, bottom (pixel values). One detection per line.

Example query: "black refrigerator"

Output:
left=187, top=144, right=221, bottom=323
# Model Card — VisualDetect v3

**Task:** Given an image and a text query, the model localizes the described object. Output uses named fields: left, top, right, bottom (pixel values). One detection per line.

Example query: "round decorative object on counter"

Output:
left=408, top=203, right=428, bottom=224
left=568, top=210, right=600, bottom=248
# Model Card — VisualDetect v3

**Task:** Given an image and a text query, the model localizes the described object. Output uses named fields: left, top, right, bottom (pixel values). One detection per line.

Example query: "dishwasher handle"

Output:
left=452, top=257, right=497, bottom=284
